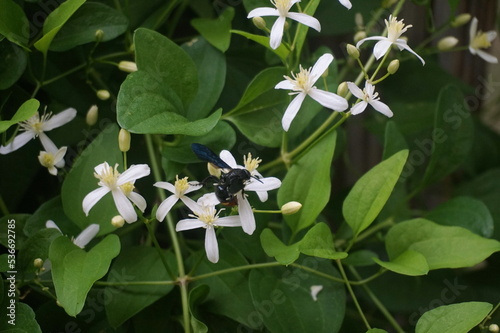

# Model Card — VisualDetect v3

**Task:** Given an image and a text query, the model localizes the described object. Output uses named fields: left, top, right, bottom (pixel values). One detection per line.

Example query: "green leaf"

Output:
left=24, top=196, right=78, bottom=238
left=17, top=228, right=61, bottom=278
left=49, top=234, right=120, bottom=316
left=188, top=284, right=210, bottom=333
left=231, top=30, right=290, bottom=63
left=0, top=99, right=38, bottom=133
left=386, top=218, right=500, bottom=270
left=278, top=131, right=337, bottom=234
left=372, top=250, right=429, bottom=276
left=294, top=0, right=320, bottom=57
left=182, top=37, right=226, bottom=120
left=0, top=214, right=30, bottom=250
left=343, top=149, right=409, bottom=237
left=50, top=2, right=128, bottom=51
left=34, top=0, right=87, bottom=54
left=0, top=41, right=27, bottom=90
left=191, top=7, right=234, bottom=52
left=261, top=223, right=347, bottom=265
left=425, top=196, right=494, bottom=237
left=105, top=247, right=176, bottom=328
left=382, top=121, right=408, bottom=161
left=415, top=302, right=492, bottom=333
left=366, top=329, right=388, bottom=333
left=248, top=260, right=345, bottom=333
left=0, top=302, right=42, bottom=332
left=61, top=124, right=123, bottom=235
left=0, top=0, right=29, bottom=49
left=420, top=85, right=473, bottom=187
left=342, top=250, right=379, bottom=267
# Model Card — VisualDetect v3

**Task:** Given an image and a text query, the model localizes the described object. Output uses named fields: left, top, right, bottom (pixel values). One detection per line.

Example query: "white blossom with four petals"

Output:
left=176, top=204, right=242, bottom=263
left=154, top=176, right=200, bottom=222
left=38, top=146, right=67, bottom=176
left=346, top=81, right=393, bottom=117
left=0, top=108, right=77, bottom=162
left=247, top=0, right=321, bottom=49
left=356, top=15, right=425, bottom=65
left=82, top=162, right=150, bottom=224
left=469, top=17, right=498, bottom=64
left=275, top=53, right=348, bottom=131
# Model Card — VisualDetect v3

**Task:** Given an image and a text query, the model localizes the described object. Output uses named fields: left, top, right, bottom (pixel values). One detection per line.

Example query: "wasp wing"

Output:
left=191, top=143, right=232, bottom=169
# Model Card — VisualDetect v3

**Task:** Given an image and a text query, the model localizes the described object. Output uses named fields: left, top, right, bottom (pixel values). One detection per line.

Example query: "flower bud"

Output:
left=96, top=89, right=110, bottom=101
left=387, top=59, right=400, bottom=74
left=437, top=36, right=459, bottom=51
left=489, top=324, right=500, bottom=333
left=281, top=201, right=302, bottom=215
left=118, top=61, right=138, bottom=73
left=111, top=215, right=125, bottom=228
left=337, top=81, right=348, bottom=97
left=354, top=13, right=364, bottom=29
left=34, top=258, right=44, bottom=268
left=95, top=29, right=104, bottom=42
left=354, top=31, right=367, bottom=43
left=451, top=13, right=471, bottom=28
left=252, top=17, right=266, bottom=30
left=346, top=44, right=360, bottom=59
left=118, top=129, right=131, bottom=152
left=86, top=105, right=98, bottom=126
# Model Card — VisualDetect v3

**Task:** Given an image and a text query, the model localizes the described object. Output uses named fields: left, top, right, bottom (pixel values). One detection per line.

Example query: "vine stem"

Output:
left=145, top=134, right=191, bottom=333
left=336, top=259, right=372, bottom=330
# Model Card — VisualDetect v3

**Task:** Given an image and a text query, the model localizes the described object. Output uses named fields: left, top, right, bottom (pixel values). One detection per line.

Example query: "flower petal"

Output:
left=346, top=82, right=364, bottom=99
left=237, top=192, right=255, bottom=235
left=0, top=131, right=35, bottom=154
left=350, top=101, right=368, bottom=115
left=154, top=181, right=176, bottom=194
left=287, top=12, right=321, bottom=32
left=219, top=150, right=238, bottom=168
left=82, top=186, right=110, bottom=215
left=308, top=89, right=348, bottom=111
left=156, top=195, right=178, bottom=221
left=247, top=7, right=279, bottom=18
left=396, top=41, right=425, bottom=65
left=282, top=92, right=307, bottom=131
left=111, top=189, right=137, bottom=223
left=476, top=49, right=499, bottom=63
left=256, top=191, right=269, bottom=202
left=176, top=218, right=206, bottom=231
left=275, top=79, right=295, bottom=90
left=205, top=227, right=219, bottom=263
left=486, top=31, right=497, bottom=43
left=46, top=220, right=62, bottom=232
left=309, top=53, right=333, bottom=83
left=117, top=164, right=150, bottom=185
left=370, top=100, right=394, bottom=117
left=216, top=215, right=242, bottom=227
left=43, top=108, right=77, bottom=131
left=356, top=36, right=385, bottom=49
left=245, top=176, right=281, bottom=191
left=338, top=0, right=352, bottom=9
left=196, top=193, right=220, bottom=207
left=180, top=196, right=200, bottom=213
left=270, top=16, right=286, bottom=49
left=38, top=132, right=58, bottom=155
left=127, top=191, right=147, bottom=212
left=469, top=17, right=478, bottom=43
left=73, top=224, right=100, bottom=248
left=372, top=40, right=392, bottom=59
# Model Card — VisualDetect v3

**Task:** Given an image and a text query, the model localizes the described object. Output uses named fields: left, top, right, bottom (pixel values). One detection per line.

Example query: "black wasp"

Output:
left=191, top=143, right=260, bottom=206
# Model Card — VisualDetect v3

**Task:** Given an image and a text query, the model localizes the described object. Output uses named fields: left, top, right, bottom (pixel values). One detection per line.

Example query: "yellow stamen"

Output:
left=243, top=153, right=262, bottom=172
left=174, top=175, right=190, bottom=196
left=120, top=182, right=135, bottom=195
left=471, top=31, right=492, bottom=50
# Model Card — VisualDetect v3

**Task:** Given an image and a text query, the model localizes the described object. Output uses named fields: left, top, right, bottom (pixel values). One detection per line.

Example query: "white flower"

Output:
left=219, top=150, right=282, bottom=235
left=275, top=53, right=349, bottom=131
left=46, top=220, right=100, bottom=248
left=0, top=108, right=77, bottom=156
left=82, top=162, right=150, bottom=223
left=247, top=0, right=321, bottom=49
left=338, top=0, right=352, bottom=9
left=154, top=175, right=200, bottom=222
left=346, top=81, right=393, bottom=117
left=176, top=204, right=241, bottom=263
left=310, top=285, right=323, bottom=301
left=356, top=15, right=425, bottom=65
left=469, top=17, right=498, bottom=64
left=38, top=146, right=67, bottom=176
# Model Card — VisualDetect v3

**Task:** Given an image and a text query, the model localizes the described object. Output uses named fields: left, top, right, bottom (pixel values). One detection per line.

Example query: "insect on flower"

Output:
left=191, top=143, right=261, bottom=206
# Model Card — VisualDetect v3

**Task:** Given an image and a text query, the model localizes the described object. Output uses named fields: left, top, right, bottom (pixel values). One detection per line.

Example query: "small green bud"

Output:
left=387, top=59, right=400, bottom=74
left=118, top=61, right=138, bottom=73
left=437, top=36, right=459, bottom=51
left=281, top=201, right=302, bottom=215
left=34, top=258, right=44, bottom=268
left=96, top=89, right=110, bottom=101
left=337, top=81, right=348, bottom=97
left=346, top=44, right=360, bottom=59
left=95, top=29, right=104, bottom=42
left=111, top=215, right=125, bottom=228
left=354, top=31, right=367, bottom=43
left=451, top=13, right=471, bottom=28
left=86, top=105, right=98, bottom=126
left=252, top=17, right=267, bottom=30
left=118, top=129, right=131, bottom=152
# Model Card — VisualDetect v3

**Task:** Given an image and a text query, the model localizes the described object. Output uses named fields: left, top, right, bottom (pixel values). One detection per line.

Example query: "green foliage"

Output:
left=0, top=0, right=29, bottom=49
left=0, top=99, right=39, bottom=133
left=191, top=7, right=234, bottom=53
